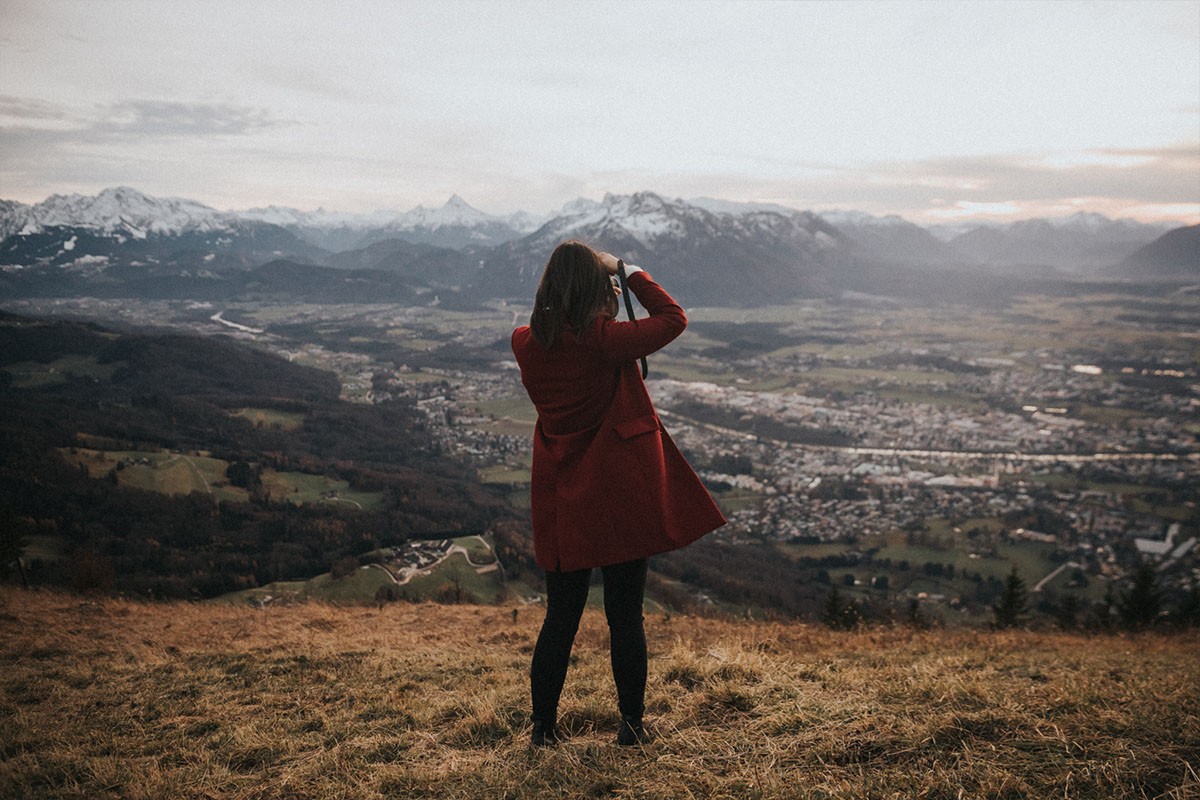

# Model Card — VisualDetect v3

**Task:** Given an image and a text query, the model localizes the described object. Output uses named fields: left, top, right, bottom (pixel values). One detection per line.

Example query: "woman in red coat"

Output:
left=511, top=240, right=725, bottom=746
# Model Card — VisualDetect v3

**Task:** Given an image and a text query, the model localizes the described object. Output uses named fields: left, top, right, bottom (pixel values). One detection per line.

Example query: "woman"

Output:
left=511, top=240, right=725, bottom=747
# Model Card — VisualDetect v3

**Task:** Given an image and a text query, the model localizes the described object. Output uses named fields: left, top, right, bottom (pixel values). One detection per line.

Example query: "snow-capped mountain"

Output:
left=236, top=195, right=544, bottom=252
left=687, top=197, right=801, bottom=216
left=473, top=191, right=854, bottom=305
left=237, top=204, right=401, bottom=230
left=686, top=201, right=965, bottom=267
left=796, top=209, right=967, bottom=267
left=375, top=195, right=540, bottom=249
left=0, top=187, right=322, bottom=274
left=2, top=186, right=233, bottom=239
left=2, top=186, right=1193, bottom=305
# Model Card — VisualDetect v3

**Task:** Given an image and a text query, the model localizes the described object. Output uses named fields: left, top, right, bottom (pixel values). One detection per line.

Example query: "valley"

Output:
left=5, top=280, right=1196, bottom=627
left=2, top=186, right=1197, bottom=626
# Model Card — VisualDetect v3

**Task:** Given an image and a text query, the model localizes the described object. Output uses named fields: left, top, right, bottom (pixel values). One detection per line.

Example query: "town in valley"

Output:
left=8, top=284, right=1196, bottom=625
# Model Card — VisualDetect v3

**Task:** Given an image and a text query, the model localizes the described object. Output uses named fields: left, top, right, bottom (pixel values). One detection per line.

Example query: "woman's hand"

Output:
left=596, top=251, right=621, bottom=275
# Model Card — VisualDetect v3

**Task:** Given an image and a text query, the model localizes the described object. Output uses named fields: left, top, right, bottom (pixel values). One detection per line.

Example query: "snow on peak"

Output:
left=1049, top=211, right=1114, bottom=230
left=558, top=197, right=603, bottom=217
left=390, top=195, right=500, bottom=231
left=688, top=197, right=800, bottom=217
left=547, top=191, right=708, bottom=246
left=13, top=186, right=233, bottom=236
left=818, top=209, right=913, bottom=229
left=237, top=204, right=399, bottom=229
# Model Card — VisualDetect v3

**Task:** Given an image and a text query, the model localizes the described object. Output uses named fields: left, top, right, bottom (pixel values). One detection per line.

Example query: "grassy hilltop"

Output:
left=2, top=588, right=1198, bottom=800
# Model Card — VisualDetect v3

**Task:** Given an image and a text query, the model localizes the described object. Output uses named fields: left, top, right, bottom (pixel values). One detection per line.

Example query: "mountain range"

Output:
left=1, top=187, right=1194, bottom=307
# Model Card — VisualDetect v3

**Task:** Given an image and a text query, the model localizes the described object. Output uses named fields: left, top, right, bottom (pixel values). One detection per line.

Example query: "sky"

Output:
left=1, top=0, right=1198, bottom=226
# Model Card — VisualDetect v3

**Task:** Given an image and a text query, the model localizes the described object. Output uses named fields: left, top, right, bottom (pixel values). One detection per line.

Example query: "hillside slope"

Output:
left=2, top=589, right=1197, bottom=799
left=1116, top=224, right=1200, bottom=279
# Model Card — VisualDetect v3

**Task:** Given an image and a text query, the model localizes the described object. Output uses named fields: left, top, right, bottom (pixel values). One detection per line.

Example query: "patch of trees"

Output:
left=491, top=519, right=539, bottom=585
left=653, top=540, right=829, bottom=618
left=2, top=437, right=510, bottom=598
left=0, top=313, right=114, bottom=365
left=994, top=564, right=1200, bottom=632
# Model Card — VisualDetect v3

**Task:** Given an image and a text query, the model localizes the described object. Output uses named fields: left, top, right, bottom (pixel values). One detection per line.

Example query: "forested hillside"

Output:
left=0, top=313, right=517, bottom=598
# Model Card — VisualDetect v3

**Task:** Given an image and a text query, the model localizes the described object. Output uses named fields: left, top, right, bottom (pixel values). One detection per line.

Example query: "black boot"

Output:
left=616, top=715, right=649, bottom=746
left=531, top=719, right=561, bottom=747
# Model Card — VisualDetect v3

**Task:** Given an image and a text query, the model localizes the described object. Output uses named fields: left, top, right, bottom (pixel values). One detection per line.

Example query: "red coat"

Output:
left=511, top=271, right=726, bottom=572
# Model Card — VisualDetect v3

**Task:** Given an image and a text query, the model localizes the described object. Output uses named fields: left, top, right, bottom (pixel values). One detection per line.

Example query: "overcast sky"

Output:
left=2, top=0, right=1197, bottom=225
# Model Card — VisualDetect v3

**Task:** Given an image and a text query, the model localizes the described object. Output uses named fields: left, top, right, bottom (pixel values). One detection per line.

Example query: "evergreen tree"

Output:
left=1056, top=593, right=1082, bottom=630
left=992, top=566, right=1028, bottom=629
left=1172, top=583, right=1200, bottom=629
left=0, top=508, right=29, bottom=588
left=1089, top=584, right=1118, bottom=632
left=820, top=584, right=863, bottom=630
left=1117, top=563, right=1164, bottom=630
left=905, top=597, right=930, bottom=630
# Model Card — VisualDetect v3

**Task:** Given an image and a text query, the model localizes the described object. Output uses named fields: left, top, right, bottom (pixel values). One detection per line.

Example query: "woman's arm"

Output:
left=592, top=270, right=687, bottom=363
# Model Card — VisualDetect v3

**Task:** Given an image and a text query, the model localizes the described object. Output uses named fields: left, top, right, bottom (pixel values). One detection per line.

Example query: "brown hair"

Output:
left=529, top=241, right=618, bottom=349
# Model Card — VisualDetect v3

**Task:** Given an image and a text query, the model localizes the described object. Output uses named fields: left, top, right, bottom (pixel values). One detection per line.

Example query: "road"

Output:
left=657, top=409, right=1198, bottom=464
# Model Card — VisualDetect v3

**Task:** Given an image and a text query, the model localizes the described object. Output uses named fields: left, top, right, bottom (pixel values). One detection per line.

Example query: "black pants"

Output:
left=530, top=558, right=648, bottom=725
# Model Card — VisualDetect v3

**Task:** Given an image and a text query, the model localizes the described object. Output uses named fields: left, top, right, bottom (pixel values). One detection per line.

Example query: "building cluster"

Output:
left=370, top=344, right=1199, bottom=596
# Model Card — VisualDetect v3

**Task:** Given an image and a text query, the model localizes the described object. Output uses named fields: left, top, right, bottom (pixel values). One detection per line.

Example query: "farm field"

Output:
left=229, top=407, right=306, bottom=431
left=61, top=448, right=249, bottom=504
left=58, top=447, right=385, bottom=511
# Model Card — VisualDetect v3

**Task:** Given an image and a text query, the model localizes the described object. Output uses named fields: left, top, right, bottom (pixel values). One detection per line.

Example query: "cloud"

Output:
left=93, top=100, right=287, bottom=138
left=767, top=144, right=1200, bottom=216
left=562, top=141, right=1199, bottom=225
left=0, top=94, right=71, bottom=122
left=0, top=96, right=289, bottom=142
left=94, top=99, right=286, bottom=138
left=0, top=97, right=296, bottom=203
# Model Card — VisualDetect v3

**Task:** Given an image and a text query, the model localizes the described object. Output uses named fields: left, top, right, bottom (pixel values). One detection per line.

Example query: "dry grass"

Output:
left=1, top=588, right=1198, bottom=800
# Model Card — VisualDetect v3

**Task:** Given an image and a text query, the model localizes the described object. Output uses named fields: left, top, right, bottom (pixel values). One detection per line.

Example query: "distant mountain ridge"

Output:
left=942, top=213, right=1175, bottom=273
left=1116, top=224, right=1200, bottom=278
left=471, top=191, right=856, bottom=305
left=1, top=186, right=1193, bottom=306
left=1, top=186, right=233, bottom=239
left=238, top=193, right=544, bottom=251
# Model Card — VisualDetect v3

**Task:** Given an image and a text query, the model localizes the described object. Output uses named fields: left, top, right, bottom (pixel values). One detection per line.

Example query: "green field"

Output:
left=260, top=470, right=385, bottom=511
left=452, top=535, right=496, bottom=565
left=648, top=358, right=737, bottom=384
left=59, top=447, right=385, bottom=510
left=472, top=397, right=536, bottom=422
left=4, top=354, right=121, bottom=388
left=60, top=448, right=249, bottom=503
left=479, top=462, right=531, bottom=485
left=230, top=407, right=307, bottom=430
left=710, top=487, right=769, bottom=514
left=220, top=536, right=504, bottom=606
left=401, top=552, right=506, bottom=603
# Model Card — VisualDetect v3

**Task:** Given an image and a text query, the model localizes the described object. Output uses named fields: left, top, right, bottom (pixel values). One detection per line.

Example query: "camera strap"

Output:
left=616, top=259, right=649, bottom=379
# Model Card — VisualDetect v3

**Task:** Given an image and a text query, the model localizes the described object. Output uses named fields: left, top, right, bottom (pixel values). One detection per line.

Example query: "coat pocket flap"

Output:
left=614, top=415, right=661, bottom=439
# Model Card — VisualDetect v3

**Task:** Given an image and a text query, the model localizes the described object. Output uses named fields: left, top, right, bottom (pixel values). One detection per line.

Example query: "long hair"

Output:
left=529, top=241, right=618, bottom=349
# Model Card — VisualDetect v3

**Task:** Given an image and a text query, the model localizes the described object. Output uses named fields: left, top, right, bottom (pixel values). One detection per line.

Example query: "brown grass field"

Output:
left=1, top=587, right=1198, bottom=799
